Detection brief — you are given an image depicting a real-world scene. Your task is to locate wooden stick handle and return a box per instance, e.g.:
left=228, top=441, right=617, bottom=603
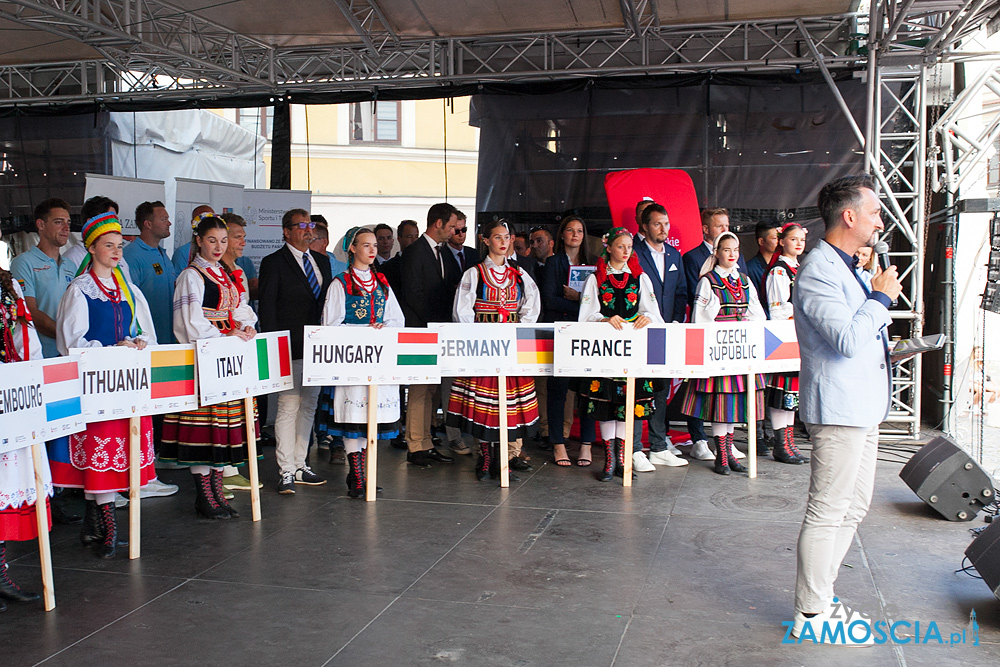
left=499, top=374, right=509, bottom=488
left=30, top=443, right=55, bottom=611
left=128, top=416, right=141, bottom=559
left=623, top=376, right=635, bottom=487
left=747, top=374, right=757, bottom=480
left=244, top=397, right=262, bottom=521
left=366, top=383, right=378, bottom=502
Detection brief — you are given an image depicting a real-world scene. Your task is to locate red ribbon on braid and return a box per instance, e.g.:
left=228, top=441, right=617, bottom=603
left=593, top=252, right=644, bottom=287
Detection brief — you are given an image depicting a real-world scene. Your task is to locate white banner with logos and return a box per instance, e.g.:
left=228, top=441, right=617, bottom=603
left=84, top=174, right=166, bottom=235
left=242, top=189, right=313, bottom=275
left=173, top=177, right=246, bottom=250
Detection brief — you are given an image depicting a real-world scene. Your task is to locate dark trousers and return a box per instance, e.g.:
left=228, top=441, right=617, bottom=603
left=546, top=376, right=598, bottom=445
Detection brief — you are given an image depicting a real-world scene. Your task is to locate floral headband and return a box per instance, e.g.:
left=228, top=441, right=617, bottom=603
left=601, top=226, right=632, bottom=249
left=191, top=211, right=215, bottom=230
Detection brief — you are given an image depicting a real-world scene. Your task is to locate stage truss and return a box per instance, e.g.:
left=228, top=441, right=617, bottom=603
left=2, top=0, right=1000, bottom=437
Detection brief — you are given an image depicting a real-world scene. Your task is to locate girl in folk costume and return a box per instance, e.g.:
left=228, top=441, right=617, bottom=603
left=55, top=213, right=157, bottom=557
left=447, top=219, right=541, bottom=482
left=762, top=222, right=809, bottom=465
left=577, top=227, right=664, bottom=482
left=681, top=231, right=766, bottom=476
left=0, top=266, right=51, bottom=608
left=319, top=227, right=402, bottom=498
left=161, top=216, right=259, bottom=520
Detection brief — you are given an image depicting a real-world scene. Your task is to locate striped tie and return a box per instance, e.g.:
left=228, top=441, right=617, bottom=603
left=302, top=252, right=321, bottom=299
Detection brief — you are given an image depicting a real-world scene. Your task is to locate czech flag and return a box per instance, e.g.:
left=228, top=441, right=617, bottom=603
left=764, top=324, right=800, bottom=360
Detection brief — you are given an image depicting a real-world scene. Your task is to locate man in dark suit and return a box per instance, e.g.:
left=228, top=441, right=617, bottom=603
left=682, top=207, right=746, bottom=305
left=399, top=203, right=461, bottom=467
left=632, top=203, right=690, bottom=470
left=380, top=219, right=419, bottom=296
left=681, top=206, right=746, bottom=461
left=511, top=231, right=541, bottom=282
left=259, top=208, right=334, bottom=494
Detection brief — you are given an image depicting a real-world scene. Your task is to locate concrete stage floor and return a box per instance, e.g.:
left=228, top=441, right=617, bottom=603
left=3, top=433, right=999, bottom=666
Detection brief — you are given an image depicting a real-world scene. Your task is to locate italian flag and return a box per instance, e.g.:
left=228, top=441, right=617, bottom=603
left=257, top=334, right=292, bottom=380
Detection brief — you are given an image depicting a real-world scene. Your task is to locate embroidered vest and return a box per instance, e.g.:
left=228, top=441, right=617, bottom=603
left=597, top=272, right=642, bottom=321
left=336, top=271, right=389, bottom=325
left=705, top=271, right=751, bottom=322
left=473, top=263, right=522, bottom=323
left=194, top=264, right=241, bottom=333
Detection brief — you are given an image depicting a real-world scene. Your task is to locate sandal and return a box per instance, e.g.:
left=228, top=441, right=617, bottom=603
left=553, top=444, right=572, bottom=467
left=576, top=443, right=593, bottom=467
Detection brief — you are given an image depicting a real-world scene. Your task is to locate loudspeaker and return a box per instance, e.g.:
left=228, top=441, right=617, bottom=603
left=965, top=520, right=1000, bottom=600
left=899, top=436, right=995, bottom=521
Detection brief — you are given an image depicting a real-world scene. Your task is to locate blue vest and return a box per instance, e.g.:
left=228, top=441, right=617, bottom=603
left=337, top=272, right=388, bottom=325
left=84, top=292, right=134, bottom=346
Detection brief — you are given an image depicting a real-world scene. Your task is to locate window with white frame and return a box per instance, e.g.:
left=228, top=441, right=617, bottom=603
left=236, top=107, right=273, bottom=138
left=350, top=101, right=401, bottom=144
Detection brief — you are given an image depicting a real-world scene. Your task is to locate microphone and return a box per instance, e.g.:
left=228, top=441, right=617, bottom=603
left=873, top=241, right=896, bottom=306
left=874, top=241, right=891, bottom=271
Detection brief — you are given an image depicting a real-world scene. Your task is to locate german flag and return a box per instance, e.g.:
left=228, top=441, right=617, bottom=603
left=150, top=348, right=196, bottom=398
left=516, top=327, right=554, bottom=364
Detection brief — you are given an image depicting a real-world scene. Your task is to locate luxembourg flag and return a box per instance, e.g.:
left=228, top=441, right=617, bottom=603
left=764, top=322, right=800, bottom=360
left=42, top=357, right=84, bottom=435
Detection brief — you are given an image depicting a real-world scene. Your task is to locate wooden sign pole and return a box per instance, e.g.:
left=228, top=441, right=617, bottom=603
left=30, top=443, right=55, bottom=611
left=498, top=374, right=509, bottom=488
left=622, top=376, right=635, bottom=487
left=747, top=374, right=757, bottom=479
left=128, top=416, right=141, bottom=559
left=365, top=383, right=378, bottom=502
left=243, top=397, right=262, bottom=521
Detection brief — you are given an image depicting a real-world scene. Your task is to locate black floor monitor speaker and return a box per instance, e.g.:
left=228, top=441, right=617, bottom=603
left=965, top=520, right=1000, bottom=600
left=899, top=436, right=995, bottom=521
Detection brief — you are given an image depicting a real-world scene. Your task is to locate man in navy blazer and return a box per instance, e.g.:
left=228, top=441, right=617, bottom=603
left=789, top=175, right=901, bottom=642
left=680, top=207, right=745, bottom=460
left=632, top=203, right=689, bottom=469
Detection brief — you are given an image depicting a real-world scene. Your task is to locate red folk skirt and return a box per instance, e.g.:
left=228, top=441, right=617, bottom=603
left=52, top=417, right=156, bottom=494
left=447, top=376, right=539, bottom=442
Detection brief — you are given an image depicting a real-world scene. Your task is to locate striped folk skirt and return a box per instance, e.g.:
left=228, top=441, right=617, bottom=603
left=680, top=375, right=766, bottom=424
left=765, top=372, right=800, bottom=411
left=576, top=377, right=658, bottom=423
left=447, top=376, right=539, bottom=442
left=51, top=417, right=157, bottom=494
left=160, top=399, right=261, bottom=467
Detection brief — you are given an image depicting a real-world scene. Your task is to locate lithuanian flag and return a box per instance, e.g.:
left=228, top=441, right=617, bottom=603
left=150, top=348, right=196, bottom=398
left=516, top=327, right=554, bottom=364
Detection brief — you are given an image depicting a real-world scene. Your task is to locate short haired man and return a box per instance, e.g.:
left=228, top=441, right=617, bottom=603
left=513, top=232, right=530, bottom=258
left=790, top=174, right=901, bottom=643
left=63, top=196, right=133, bottom=283
left=680, top=207, right=746, bottom=461
left=397, top=220, right=420, bottom=251
left=374, top=223, right=395, bottom=268
left=11, top=199, right=76, bottom=358
left=528, top=227, right=555, bottom=264
left=171, top=204, right=215, bottom=274
left=632, top=203, right=689, bottom=470
left=258, top=208, right=334, bottom=493
left=398, top=202, right=461, bottom=467
left=123, top=201, right=176, bottom=344
left=746, top=220, right=781, bottom=300
left=635, top=198, right=655, bottom=239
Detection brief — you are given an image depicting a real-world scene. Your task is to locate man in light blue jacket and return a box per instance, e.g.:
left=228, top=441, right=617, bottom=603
left=790, top=175, right=902, bottom=642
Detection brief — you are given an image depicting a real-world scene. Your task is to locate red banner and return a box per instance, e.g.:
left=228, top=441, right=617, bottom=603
left=603, top=168, right=702, bottom=255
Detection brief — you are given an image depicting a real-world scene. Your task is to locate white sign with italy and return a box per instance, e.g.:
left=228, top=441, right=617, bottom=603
left=196, top=331, right=295, bottom=405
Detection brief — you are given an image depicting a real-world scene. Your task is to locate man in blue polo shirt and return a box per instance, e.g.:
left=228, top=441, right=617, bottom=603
left=124, top=201, right=176, bottom=344
left=11, top=198, right=76, bottom=358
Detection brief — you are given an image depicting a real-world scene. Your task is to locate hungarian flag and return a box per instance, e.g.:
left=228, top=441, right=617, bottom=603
left=42, top=358, right=82, bottom=423
left=516, top=327, right=554, bottom=364
left=397, top=331, right=437, bottom=366
left=256, top=334, right=292, bottom=380
left=150, top=348, right=196, bottom=398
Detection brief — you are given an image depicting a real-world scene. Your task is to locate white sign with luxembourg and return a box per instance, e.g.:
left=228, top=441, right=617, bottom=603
left=0, top=359, right=46, bottom=454
left=433, top=323, right=555, bottom=376
left=196, top=331, right=295, bottom=405
left=302, top=327, right=440, bottom=385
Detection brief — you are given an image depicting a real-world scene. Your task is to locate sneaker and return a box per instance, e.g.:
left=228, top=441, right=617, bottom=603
left=731, top=442, right=747, bottom=459
left=294, top=466, right=327, bottom=485
left=690, top=440, right=715, bottom=461
left=791, top=598, right=874, bottom=646
left=154, top=458, right=185, bottom=470
left=632, top=451, right=656, bottom=472
left=277, top=471, right=296, bottom=494
left=648, top=449, right=689, bottom=467
left=223, top=474, right=262, bottom=491
left=114, top=493, right=129, bottom=508
left=449, top=439, right=472, bottom=455
left=666, top=441, right=683, bottom=456
left=139, top=479, right=179, bottom=498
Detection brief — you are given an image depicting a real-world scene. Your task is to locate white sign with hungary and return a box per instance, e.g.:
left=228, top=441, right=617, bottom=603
left=302, top=326, right=440, bottom=385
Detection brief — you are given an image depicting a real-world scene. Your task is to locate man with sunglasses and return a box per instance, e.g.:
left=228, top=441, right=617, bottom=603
left=259, top=208, right=334, bottom=494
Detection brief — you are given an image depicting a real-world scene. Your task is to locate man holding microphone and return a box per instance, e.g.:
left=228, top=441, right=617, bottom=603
left=790, top=175, right=902, bottom=643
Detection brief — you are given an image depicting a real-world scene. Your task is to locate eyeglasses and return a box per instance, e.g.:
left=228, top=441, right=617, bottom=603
left=528, top=225, right=549, bottom=233
left=287, top=222, right=316, bottom=229
left=454, top=227, right=468, bottom=233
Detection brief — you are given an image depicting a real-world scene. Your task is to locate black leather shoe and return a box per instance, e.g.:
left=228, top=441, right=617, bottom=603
left=407, top=451, right=433, bottom=467
left=52, top=496, right=82, bottom=525
left=424, top=448, right=454, bottom=463
left=390, top=438, right=408, bottom=450
left=509, top=457, right=532, bottom=472
left=431, top=435, right=444, bottom=448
